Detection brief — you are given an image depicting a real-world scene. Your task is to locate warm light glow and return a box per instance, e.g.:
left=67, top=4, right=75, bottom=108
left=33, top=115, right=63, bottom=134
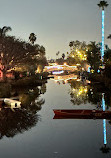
left=77, top=87, right=88, bottom=96
left=52, top=70, right=64, bottom=75
left=84, top=88, right=88, bottom=93
left=91, top=69, right=94, bottom=73
left=64, top=80, right=67, bottom=83
left=64, top=62, right=67, bottom=65
left=72, top=88, right=76, bottom=92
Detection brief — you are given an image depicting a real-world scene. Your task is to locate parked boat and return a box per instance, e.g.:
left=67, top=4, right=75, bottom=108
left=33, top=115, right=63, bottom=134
left=4, top=98, right=21, bottom=109
left=53, top=109, right=111, bottom=119
left=0, top=98, right=21, bottom=110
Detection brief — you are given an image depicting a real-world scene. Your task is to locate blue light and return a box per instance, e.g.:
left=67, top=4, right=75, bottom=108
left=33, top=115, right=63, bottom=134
left=101, top=10, right=105, bottom=62
left=103, top=119, right=107, bottom=145
left=102, top=93, right=107, bottom=145
left=102, top=93, right=105, bottom=111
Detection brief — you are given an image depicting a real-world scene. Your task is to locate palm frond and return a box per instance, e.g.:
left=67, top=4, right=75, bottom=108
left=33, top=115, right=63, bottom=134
left=107, top=34, right=111, bottom=39
left=97, top=1, right=109, bottom=10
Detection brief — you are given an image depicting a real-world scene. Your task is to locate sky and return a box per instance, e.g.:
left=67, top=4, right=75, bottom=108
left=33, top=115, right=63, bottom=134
left=0, top=0, right=111, bottom=59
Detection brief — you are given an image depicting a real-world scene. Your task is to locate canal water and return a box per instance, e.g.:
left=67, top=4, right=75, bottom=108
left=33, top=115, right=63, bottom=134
left=0, top=78, right=111, bottom=158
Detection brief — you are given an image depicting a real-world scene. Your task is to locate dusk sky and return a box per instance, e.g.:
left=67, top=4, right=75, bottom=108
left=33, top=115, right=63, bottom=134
left=1, top=0, right=111, bottom=58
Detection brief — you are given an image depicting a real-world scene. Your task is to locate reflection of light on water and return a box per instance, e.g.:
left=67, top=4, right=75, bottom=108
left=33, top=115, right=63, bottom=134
left=51, top=74, right=78, bottom=82
left=77, top=79, right=81, bottom=81
left=71, top=86, right=88, bottom=99
left=102, top=93, right=107, bottom=145
left=103, top=119, right=107, bottom=145
left=52, top=70, right=64, bottom=75
left=77, top=87, right=88, bottom=96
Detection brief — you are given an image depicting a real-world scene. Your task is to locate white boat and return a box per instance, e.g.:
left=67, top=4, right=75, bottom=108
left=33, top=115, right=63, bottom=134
left=4, top=98, right=21, bottom=109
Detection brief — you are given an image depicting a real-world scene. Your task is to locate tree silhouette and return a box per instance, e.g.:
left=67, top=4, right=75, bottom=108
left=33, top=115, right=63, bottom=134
left=62, top=53, right=65, bottom=60
left=97, top=1, right=109, bottom=10
left=29, top=33, right=36, bottom=45
left=0, top=35, right=46, bottom=79
left=0, top=26, right=12, bottom=37
left=87, top=41, right=101, bottom=72
left=0, top=109, right=39, bottom=139
left=0, top=85, right=46, bottom=139
left=100, top=144, right=110, bottom=153
left=107, top=34, right=111, bottom=39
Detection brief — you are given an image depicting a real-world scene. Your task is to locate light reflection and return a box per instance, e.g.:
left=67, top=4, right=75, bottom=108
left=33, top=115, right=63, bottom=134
left=51, top=74, right=78, bottom=82
left=100, top=93, right=110, bottom=153
left=103, top=119, right=107, bottom=145
left=102, top=93, right=106, bottom=145
left=69, top=80, right=89, bottom=105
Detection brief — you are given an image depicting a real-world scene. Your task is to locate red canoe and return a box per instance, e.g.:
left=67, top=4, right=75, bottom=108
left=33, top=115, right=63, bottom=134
left=53, top=109, right=111, bottom=119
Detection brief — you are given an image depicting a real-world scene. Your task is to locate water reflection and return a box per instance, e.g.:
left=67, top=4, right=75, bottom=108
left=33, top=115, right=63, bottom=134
left=69, top=80, right=88, bottom=105
left=52, top=73, right=111, bottom=109
left=100, top=94, right=110, bottom=153
left=51, top=73, right=78, bottom=82
left=0, top=108, right=38, bottom=139
left=52, top=73, right=111, bottom=154
left=0, top=83, right=47, bottom=139
left=69, top=79, right=111, bottom=110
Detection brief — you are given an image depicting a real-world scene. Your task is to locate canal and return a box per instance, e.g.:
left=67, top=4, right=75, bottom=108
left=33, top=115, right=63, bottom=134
left=0, top=77, right=111, bottom=158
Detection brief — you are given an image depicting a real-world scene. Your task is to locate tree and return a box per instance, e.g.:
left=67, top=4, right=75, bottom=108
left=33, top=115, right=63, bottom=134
left=87, top=41, right=101, bottom=72
left=62, top=53, right=65, bottom=59
left=69, top=41, right=73, bottom=48
left=56, top=51, right=60, bottom=59
left=29, top=33, right=36, bottom=45
left=97, top=1, right=109, bottom=62
left=69, top=80, right=88, bottom=105
left=104, top=49, right=111, bottom=63
left=107, top=34, right=111, bottom=39
left=39, top=45, right=45, bottom=57
left=68, top=40, right=87, bottom=65
left=0, top=26, right=12, bottom=37
left=100, top=144, right=110, bottom=153
left=104, top=49, right=111, bottom=78
left=98, top=1, right=109, bottom=10
left=0, top=35, right=46, bottom=79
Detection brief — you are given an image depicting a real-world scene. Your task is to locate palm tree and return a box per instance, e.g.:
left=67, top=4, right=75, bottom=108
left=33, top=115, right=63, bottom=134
left=87, top=41, right=101, bottom=72
left=97, top=1, right=109, bottom=62
left=56, top=51, right=60, bottom=59
left=107, top=34, right=111, bottom=39
left=29, top=33, right=36, bottom=45
left=69, top=41, right=73, bottom=47
left=100, top=144, right=110, bottom=153
left=62, top=53, right=65, bottom=60
left=0, top=26, right=12, bottom=37
left=98, top=1, right=108, bottom=10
